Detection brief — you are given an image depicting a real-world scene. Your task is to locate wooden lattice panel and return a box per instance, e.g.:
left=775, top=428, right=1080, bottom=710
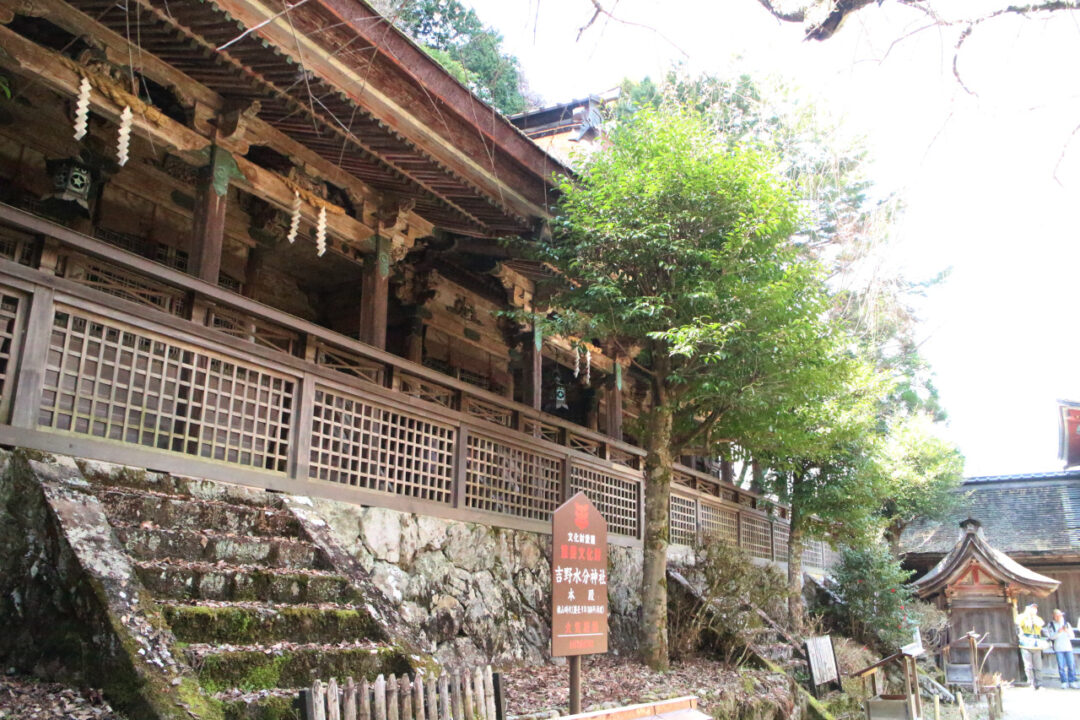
left=462, top=396, right=513, bottom=427
left=40, top=309, right=294, bottom=472
left=0, top=290, right=22, bottom=420
left=772, top=522, right=789, bottom=560
left=567, top=432, right=601, bottom=457
left=309, top=387, right=455, bottom=503
left=570, top=463, right=640, bottom=538
left=64, top=255, right=187, bottom=317
left=397, top=372, right=456, bottom=409
left=804, top=540, right=825, bottom=568
left=669, top=493, right=697, bottom=546
left=699, top=502, right=738, bottom=545
left=206, top=306, right=300, bottom=356
left=607, top=446, right=639, bottom=469
left=464, top=433, right=561, bottom=520
left=740, top=513, right=772, bottom=560
left=521, top=417, right=560, bottom=443
left=313, top=342, right=384, bottom=385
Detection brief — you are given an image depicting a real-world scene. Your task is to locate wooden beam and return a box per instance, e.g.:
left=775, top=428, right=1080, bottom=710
left=605, top=364, right=623, bottom=442
left=524, top=325, right=543, bottom=411
left=207, top=0, right=552, bottom=224
left=359, top=234, right=390, bottom=349
left=190, top=146, right=231, bottom=284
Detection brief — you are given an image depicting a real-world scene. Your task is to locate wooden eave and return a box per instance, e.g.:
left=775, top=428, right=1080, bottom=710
left=45, top=0, right=557, bottom=237
left=912, top=525, right=1060, bottom=600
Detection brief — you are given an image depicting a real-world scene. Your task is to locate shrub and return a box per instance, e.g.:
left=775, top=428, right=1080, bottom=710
left=828, top=545, right=946, bottom=653
left=669, top=541, right=790, bottom=663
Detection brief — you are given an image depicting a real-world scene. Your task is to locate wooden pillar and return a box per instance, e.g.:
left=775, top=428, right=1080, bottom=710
left=605, top=363, right=623, bottom=441
left=523, top=324, right=542, bottom=410
left=360, top=234, right=390, bottom=350
left=190, top=146, right=235, bottom=285
left=405, top=313, right=424, bottom=364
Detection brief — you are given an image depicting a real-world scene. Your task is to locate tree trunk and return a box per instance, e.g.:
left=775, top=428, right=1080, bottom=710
left=787, top=500, right=805, bottom=633
left=640, top=404, right=673, bottom=671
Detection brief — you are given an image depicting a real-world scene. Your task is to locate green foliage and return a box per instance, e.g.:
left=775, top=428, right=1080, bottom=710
left=828, top=546, right=947, bottom=653
left=538, top=104, right=848, bottom=455
left=0, top=75, right=10, bottom=100
left=877, top=413, right=965, bottom=545
left=388, top=0, right=526, bottom=114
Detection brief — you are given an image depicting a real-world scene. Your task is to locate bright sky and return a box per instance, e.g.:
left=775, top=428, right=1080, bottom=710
left=468, top=0, right=1080, bottom=477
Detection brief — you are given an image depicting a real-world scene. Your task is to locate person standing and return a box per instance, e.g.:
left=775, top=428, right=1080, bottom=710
left=1047, top=609, right=1078, bottom=689
left=1017, top=603, right=1047, bottom=689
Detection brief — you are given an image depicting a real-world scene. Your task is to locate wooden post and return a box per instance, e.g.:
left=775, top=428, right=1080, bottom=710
left=10, top=286, right=54, bottom=428
left=387, top=674, right=398, bottom=720
left=328, top=678, right=341, bottom=720
left=344, top=678, right=357, bottom=720
left=374, top=675, right=387, bottom=720
left=405, top=313, right=425, bottom=364
left=426, top=675, right=438, bottom=720
left=472, top=667, right=486, bottom=720
left=463, top=670, right=474, bottom=720
left=605, top=364, right=623, bottom=441
left=523, top=324, right=542, bottom=410
left=360, top=233, right=390, bottom=349
left=401, top=676, right=412, bottom=720
left=438, top=674, right=450, bottom=720
left=313, top=680, right=328, bottom=720
left=933, top=695, right=940, bottom=720
left=483, top=667, right=496, bottom=720
left=414, top=674, right=426, bottom=720
left=569, top=656, right=582, bottom=715
left=360, top=678, right=371, bottom=720
left=190, top=145, right=232, bottom=285
left=491, top=672, right=506, bottom=720
left=452, top=671, right=464, bottom=720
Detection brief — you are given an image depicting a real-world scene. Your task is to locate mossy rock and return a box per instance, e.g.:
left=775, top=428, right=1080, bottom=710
left=137, top=565, right=363, bottom=604
left=222, top=694, right=301, bottom=720
left=165, top=605, right=380, bottom=645
left=196, top=645, right=411, bottom=693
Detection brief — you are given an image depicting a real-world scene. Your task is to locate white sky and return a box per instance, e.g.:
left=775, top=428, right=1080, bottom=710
left=467, top=0, right=1080, bottom=477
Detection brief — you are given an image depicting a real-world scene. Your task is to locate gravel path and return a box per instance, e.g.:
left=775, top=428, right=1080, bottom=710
left=1002, top=685, right=1080, bottom=719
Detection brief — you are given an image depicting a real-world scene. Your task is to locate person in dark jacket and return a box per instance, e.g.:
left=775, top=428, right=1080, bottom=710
left=1047, top=609, right=1078, bottom=689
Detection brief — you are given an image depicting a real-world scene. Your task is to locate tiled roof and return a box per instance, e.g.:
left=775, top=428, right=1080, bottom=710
left=900, top=476, right=1080, bottom=557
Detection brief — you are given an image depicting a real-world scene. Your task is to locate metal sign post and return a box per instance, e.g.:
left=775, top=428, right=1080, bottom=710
left=551, top=491, right=609, bottom=715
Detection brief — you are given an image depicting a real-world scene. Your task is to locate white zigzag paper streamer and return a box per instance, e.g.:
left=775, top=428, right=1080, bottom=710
left=73, top=77, right=91, bottom=141
left=315, top=205, right=327, bottom=256
left=116, top=106, right=133, bottom=166
left=584, top=348, right=591, bottom=386
left=287, top=192, right=301, bottom=244
left=573, top=347, right=580, bottom=378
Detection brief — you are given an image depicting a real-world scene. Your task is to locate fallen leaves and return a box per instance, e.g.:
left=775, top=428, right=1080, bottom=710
left=0, top=675, right=127, bottom=719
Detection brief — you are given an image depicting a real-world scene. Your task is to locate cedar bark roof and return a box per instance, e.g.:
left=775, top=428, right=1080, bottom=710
left=900, top=473, right=1080, bottom=558
left=911, top=519, right=1060, bottom=599
left=60, top=0, right=563, bottom=237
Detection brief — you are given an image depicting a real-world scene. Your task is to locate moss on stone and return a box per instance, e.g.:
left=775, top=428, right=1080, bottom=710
left=165, top=605, right=379, bottom=645
left=197, top=646, right=410, bottom=692
left=221, top=694, right=300, bottom=720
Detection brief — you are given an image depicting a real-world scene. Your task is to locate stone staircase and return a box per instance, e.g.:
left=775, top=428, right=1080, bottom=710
left=85, top=471, right=413, bottom=720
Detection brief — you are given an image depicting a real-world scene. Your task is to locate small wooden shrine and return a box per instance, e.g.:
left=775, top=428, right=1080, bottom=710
left=912, top=519, right=1059, bottom=681
left=851, top=650, right=924, bottom=720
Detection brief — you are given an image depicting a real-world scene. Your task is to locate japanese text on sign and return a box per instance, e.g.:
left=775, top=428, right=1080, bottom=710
left=551, top=492, right=609, bottom=657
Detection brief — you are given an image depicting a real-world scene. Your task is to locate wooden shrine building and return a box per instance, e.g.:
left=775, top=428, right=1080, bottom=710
left=0, top=0, right=829, bottom=569
left=910, top=519, right=1059, bottom=681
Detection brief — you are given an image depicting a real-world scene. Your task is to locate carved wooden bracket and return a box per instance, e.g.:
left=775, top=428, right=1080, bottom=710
left=378, top=197, right=428, bottom=263
left=491, top=262, right=535, bottom=312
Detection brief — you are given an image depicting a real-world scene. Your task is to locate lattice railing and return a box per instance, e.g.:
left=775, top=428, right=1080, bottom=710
left=309, top=386, right=456, bottom=504
left=772, top=522, right=789, bottom=561
left=206, top=305, right=301, bottom=356
left=63, top=254, right=187, bottom=317
left=740, top=513, right=773, bottom=560
left=465, top=433, right=562, bottom=521
left=0, top=289, right=22, bottom=421
left=669, top=493, right=697, bottom=546
left=567, top=431, right=601, bottom=457
left=461, top=395, right=513, bottom=428
left=397, top=371, right=456, bottom=409
left=312, top=341, right=384, bottom=385
left=40, top=308, right=294, bottom=472
left=520, top=416, right=561, bottom=444
left=699, top=501, right=738, bottom=545
left=804, top=539, right=825, bottom=569
left=570, top=462, right=640, bottom=538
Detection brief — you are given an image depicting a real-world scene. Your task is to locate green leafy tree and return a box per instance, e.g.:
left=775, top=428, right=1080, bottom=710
left=535, top=104, right=851, bottom=669
left=385, top=0, right=527, bottom=115
left=877, top=413, right=965, bottom=551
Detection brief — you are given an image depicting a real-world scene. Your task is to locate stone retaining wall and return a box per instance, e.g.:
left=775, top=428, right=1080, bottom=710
left=299, top=497, right=644, bottom=667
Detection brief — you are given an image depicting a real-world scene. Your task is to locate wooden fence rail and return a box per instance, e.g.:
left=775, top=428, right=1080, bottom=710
left=301, top=666, right=505, bottom=720
left=0, top=203, right=837, bottom=570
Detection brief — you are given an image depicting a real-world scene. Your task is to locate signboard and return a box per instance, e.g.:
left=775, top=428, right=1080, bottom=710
left=805, top=635, right=840, bottom=696
left=551, top=491, right=608, bottom=657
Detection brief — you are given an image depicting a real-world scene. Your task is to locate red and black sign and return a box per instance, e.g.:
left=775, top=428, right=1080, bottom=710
left=551, top=491, right=608, bottom=657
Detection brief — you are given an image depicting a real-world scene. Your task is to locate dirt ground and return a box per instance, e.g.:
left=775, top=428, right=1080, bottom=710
left=999, top=685, right=1080, bottom=720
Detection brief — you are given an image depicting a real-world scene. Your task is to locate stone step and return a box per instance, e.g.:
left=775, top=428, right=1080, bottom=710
left=135, top=560, right=362, bottom=604
left=97, top=488, right=304, bottom=539
left=216, top=688, right=302, bottom=720
left=78, top=463, right=288, bottom=511
left=114, top=523, right=329, bottom=570
left=163, top=601, right=382, bottom=645
left=187, top=641, right=410, bottom=694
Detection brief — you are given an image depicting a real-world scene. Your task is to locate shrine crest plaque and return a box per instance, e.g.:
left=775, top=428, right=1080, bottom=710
left=551, top=491, right=609, bottom=657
